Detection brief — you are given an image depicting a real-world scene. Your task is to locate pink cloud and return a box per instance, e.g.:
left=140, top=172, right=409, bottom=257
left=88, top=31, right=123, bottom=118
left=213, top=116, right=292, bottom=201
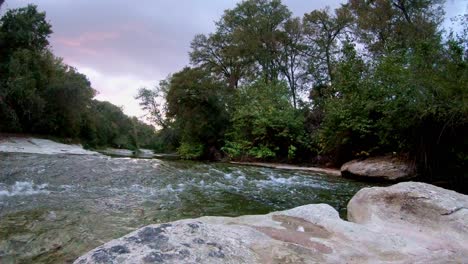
left=55, top=31, right=120, bottom=48
left=53, top=31, right=121, bottom=56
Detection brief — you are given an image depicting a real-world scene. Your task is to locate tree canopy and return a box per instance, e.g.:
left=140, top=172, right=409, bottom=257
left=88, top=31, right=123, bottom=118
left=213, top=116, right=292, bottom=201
left=138, top=0, right=467, bottom=192
left=0, top=4, right=157, bottom=150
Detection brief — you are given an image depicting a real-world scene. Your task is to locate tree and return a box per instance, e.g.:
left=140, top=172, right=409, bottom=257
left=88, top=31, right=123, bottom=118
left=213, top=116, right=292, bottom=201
left=278, top=17, right=308, bottom=108
left=165, top=67, right=231, bottom=159
left=0, top=5, right=53, bottom=132
left=223, top=80, right=307, bottom=160
left=190, top=33, right=247, bottom=88
left=41, top=62, right=96, bottom=137
left=303, top=6, right=353, bottom=87
left=1, top=50, right=49, bottom=132
left=136, top=80, right=170, bottom=129
left=0, top=4, right=158, bottom=152
left=218, top=0, right=292, bottom=83
left=349, top=0, right=445, bottom=56
left=0, top=4, right=52, bottom=56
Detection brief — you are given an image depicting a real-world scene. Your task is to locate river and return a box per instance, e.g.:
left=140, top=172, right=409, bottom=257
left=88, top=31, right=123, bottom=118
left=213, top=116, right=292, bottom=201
left=0, top=152, right=374, bottom=263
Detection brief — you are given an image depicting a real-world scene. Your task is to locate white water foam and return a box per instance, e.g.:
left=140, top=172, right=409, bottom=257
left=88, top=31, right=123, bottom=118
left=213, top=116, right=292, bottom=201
left=0, top=181, right=50, bottom=197
left=164, top=184, right=185, bottom=193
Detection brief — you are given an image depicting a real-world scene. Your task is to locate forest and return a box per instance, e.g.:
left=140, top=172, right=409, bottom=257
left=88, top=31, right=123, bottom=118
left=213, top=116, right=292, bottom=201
left=0, top=4, right=157, bottom=150
left=0, top=1, right=467, bottom=190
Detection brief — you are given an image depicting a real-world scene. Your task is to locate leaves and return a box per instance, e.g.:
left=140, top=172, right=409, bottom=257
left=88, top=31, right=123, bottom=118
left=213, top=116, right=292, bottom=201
left=0, top=5, right=157, bottom=150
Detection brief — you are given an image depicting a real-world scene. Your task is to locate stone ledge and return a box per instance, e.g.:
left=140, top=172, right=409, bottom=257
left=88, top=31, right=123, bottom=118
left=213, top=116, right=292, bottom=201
left=75, top=182, right=468, bottom=264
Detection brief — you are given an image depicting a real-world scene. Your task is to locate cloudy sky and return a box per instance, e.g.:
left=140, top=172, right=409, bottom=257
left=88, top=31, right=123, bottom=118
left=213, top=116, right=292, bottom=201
left=1, top=0, right=467, bottom=119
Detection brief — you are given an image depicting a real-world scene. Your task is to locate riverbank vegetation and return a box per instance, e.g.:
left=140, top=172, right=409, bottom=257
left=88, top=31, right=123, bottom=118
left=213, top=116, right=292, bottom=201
left=0, top=5, right=157, bottom=150
left=0, top=1, right=466, bottom=192
left=136, top=0, right=467, bottom=191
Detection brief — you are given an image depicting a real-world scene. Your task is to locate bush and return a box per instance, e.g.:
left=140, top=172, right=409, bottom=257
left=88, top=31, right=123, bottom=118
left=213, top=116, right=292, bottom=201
left=178, top=141, right=204, bottom=160
left=224, top=80, right=308, bottom=161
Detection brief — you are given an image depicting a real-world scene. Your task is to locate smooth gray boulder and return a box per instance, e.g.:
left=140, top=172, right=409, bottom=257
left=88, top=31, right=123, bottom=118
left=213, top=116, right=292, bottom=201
left=75, top=182, right=468, bottom=264
left=348, top=182, right=468, bottom=247
left=341, top=156, right=416, bottom=181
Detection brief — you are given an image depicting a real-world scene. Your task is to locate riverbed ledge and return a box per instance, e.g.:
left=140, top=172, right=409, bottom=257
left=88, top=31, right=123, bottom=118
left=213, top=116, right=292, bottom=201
left=230, top=161, right=341, bottom=176
left=0, top=136, right=99, bottom=155
left=75, top=182, right=468, bottom=263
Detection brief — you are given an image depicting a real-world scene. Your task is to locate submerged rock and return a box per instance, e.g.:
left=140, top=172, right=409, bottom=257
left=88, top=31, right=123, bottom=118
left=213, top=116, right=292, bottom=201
left=99, top=148, right=135, bottom=157
left=341, top=156, right=416, bottom=181
left=99, top=148, right=178, bottom=159
left=75, top=182, right=467, bottom=263
left=137, top=149, right=155, bottom=159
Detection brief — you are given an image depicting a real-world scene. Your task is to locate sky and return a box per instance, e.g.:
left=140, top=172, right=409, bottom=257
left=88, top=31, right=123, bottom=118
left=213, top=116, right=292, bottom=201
left=1, top=0, right=467, bottom=119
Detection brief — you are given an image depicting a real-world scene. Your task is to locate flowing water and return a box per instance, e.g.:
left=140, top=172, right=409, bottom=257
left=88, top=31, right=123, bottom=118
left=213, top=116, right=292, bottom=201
left=0, top=152, right=375, bottom=263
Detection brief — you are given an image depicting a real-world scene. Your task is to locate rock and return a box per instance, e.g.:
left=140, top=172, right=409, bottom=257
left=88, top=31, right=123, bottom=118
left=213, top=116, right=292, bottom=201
left=75, top=182, right=468, bottom=264
left=348, top=182, right=468, bottom=246
left=341, top=156, right=416, bottom=181
left=137, top=149, right=155, bottom=159
left=99, top=148, right=135, bottom=157
left=0, top=137, right=99, bottom=155
left=230, top=162, right=341, bottom=176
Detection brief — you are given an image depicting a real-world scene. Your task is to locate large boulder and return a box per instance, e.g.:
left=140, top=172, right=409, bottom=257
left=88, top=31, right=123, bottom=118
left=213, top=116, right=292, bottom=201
left=75, top=182, right=467, bottom=264
left=348, top=182, right=468, bottom=246
left=341, top=156, right=416, bottom=181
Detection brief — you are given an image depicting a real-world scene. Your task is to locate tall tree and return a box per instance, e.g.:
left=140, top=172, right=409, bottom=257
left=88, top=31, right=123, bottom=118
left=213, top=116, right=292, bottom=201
left=165, top=67, right=231, bottom=158
left=0, top=5, right=53, bottom=132
left=219, top=0, right=291, bottom=83
left=136, top=79, right=170, bottom=129
left=190, top=33, right=247, bottom=88
left=0, top=4, right=52, bottom=56
left=349, top=0, right=445, bottom=56
left=278, top=17, right=308, bottom=108
left=303, top=6, right=353, bottom=87
left=41, top=62, right=96, bottom=137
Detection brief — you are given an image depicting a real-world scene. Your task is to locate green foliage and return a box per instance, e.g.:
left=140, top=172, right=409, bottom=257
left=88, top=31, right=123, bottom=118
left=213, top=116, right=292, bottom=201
left=248, top=145, right=276, bottom=159
left=0, top=5, right=157, bottom=151
left=191, top=0, right=293, bottom=86
left=178, top=141, right=204, bottom=160
left=150, top=127, right=180, bottom=153
left=349, top=0, right=444, bottom=56
left=221, top=140, right=250, bottom=159
left=165, top=67, right=231, bottom=158
left=80, top=101, right=158, bottom=150
left=303, top=6, right=353, bottom=86
left=136, top=0, right=468, bottom=190
left=0, top=4, right=52, bottom=55
left=288, top=145, right=297, bottom=160
left=317, top=34, right=468, bottom=183
left=221, top=0, right=292, bottom=83
left=225, top=81, right=308, bottom=160
left=136, top=82, right=169, bottom=129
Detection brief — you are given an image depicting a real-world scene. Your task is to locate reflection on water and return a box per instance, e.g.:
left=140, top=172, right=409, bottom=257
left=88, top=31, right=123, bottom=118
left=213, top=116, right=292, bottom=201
left=0, top=153, right=374, bottom=263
